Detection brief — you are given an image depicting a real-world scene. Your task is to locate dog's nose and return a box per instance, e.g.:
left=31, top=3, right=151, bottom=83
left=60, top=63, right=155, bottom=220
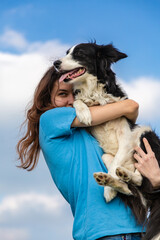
left=54, top=60, right=62, bottom=71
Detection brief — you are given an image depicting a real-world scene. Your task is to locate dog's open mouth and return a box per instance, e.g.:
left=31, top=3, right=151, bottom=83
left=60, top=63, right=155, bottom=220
left=59, top=67, right=86, bottom=82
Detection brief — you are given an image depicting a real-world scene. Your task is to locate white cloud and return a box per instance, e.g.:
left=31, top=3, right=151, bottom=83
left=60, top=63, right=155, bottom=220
left=0, top=192, right=65, bottom=222
left=0, top=51, right=49, bottom=113
left=27, top=40, right=70, bottom=59
left=0, top=192, right=73, bottom=240
left=120, top=77, right=160, bottom=121
left=0, top=29, right=69, bottom=58
left=0, top=29, right=28, bottom=50
left=0, top=228, right=29, bottom=240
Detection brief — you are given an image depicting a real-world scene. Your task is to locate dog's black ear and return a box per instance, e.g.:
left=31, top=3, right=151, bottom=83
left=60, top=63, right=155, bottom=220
left=98, top=44, right=127, bottom=63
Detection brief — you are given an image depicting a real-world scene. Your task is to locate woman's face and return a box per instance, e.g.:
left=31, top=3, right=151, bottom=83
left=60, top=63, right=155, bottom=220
left=51, top=81, right=74, bottom=107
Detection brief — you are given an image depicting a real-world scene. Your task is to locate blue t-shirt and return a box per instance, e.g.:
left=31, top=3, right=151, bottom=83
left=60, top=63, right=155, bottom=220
left=39, top=107, right=143, bottom=240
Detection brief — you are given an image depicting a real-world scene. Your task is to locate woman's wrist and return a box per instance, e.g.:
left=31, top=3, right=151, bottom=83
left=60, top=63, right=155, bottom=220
left=150, top=171, right=160, bottom=189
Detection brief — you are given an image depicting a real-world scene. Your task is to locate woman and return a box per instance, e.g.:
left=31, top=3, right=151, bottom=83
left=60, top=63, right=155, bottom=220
left=17, top=65, right=160, bottom=240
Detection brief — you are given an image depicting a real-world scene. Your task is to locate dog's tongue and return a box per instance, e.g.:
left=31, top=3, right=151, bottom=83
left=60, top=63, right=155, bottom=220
left=59, top=70, right=75, bottom=82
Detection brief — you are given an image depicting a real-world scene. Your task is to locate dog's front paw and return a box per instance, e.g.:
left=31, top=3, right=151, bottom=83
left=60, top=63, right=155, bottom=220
left=73, top=100, right=92, bottom=125
left=104, top=186, right=117, bottom=202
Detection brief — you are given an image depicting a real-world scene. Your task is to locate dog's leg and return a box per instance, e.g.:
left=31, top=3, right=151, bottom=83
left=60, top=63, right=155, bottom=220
left=73, top=100, right=92, bottom=125
left=108, top=145, right=133, bottom=182
left=101, top=154, right=117, bottom=201
left=94, top=172, right=132, bottom=202
left=104, top=186, right=117, bottom=203
left=106, top=130, right=136, bottom=197
left=108, top=120, right=134, bottom=178
left=102, top=153, right=114, bottom=169
left=116, top=167, right=143, bottom=186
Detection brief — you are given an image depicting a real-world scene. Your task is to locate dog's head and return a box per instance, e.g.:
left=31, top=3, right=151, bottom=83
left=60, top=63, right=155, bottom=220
left=54, top=43, right=127, bottom=84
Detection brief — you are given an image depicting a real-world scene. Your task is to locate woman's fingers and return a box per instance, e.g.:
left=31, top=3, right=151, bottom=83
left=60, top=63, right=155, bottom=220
left=134, top=145, right=146, bottom=159
left=134, top=153, right=142, bottom=163
left=134, top=138, right=154, bottom=160
left=143, top=138, right=152, bottom=154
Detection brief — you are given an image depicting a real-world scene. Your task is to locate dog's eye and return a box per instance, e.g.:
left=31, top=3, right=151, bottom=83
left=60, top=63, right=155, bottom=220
left=74, top=50, right=84, bottom=57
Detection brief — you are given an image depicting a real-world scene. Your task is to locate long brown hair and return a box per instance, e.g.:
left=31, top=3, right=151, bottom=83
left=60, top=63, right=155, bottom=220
left=17, top=66, right=60, bottom=171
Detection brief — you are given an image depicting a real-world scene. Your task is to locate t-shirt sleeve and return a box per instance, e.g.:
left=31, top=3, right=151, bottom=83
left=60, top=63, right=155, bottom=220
left=39, top=107, right=77, bottom=139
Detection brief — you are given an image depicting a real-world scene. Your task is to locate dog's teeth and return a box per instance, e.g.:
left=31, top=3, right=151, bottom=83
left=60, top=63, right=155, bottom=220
left=65, top=68, right=84, bottom=80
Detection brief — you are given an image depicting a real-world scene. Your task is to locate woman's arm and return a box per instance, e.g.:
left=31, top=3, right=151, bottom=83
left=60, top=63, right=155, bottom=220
left=134, top=138, right=160, bottom=189
left=71, top=99, right=139, bottom=127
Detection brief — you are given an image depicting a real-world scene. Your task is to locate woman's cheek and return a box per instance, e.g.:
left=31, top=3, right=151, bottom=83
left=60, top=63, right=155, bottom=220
left=55, top=98, right=67, bottom=107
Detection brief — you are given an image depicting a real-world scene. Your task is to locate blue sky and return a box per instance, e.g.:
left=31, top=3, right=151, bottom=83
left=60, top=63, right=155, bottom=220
left=0, top=1, right=160, bottom=240
left=1, top=0, right=160, bottom=80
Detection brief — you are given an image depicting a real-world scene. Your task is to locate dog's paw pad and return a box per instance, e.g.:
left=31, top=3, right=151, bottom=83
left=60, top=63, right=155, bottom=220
left=116, top=167, right=130, bottom=182
left=93, top=172, right=110, bottom=186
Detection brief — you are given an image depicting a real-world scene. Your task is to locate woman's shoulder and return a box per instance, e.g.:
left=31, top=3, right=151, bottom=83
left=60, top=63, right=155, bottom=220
left=39, top=107, right=77, bottom=139
left=40, top=107, right=76, bottom=123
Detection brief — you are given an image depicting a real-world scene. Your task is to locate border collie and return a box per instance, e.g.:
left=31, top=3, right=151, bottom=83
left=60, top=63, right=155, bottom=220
left=54, top=43, right=160, bottom=240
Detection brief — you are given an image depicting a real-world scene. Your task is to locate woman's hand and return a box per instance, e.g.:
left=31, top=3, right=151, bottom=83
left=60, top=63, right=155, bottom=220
left=124, top=99, right=139, bottom=123
left=134, top=138, right=160, bottom=189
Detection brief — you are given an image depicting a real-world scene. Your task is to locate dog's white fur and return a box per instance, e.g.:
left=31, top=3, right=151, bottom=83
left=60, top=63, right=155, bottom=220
left=59, top=48, right=151, bottom=202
